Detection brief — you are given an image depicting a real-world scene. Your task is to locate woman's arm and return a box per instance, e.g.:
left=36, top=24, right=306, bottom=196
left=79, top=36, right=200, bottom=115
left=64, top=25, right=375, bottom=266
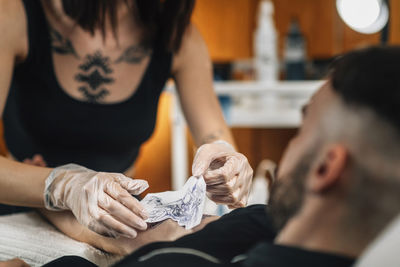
left=171, top=24, right=253, bottom=208
left=171, top=24, right=235, bottom=147
left=0, top=158, right=52, bottom=207
left=0, top=0, right=53, bottom=208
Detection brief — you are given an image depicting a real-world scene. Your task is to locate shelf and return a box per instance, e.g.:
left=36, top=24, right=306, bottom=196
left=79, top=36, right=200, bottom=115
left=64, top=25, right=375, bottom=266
left=213, top=80, right=324, bottom=95
left=213, top=80, right=323, bottom=128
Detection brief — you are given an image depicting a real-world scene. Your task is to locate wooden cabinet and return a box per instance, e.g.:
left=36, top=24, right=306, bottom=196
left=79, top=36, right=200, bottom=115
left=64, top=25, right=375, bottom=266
left=389, top=0, right=400, bottom=44
left=271, top=0, right=343, bottom=59
left=192, top=0, right=258, bottom=62
left=192, top=0, right=393, bottom=61
left=271, top=0, right=381, bottom=58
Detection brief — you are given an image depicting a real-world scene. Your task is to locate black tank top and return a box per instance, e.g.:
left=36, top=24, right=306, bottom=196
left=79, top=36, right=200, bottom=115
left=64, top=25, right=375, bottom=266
left=3, top=0, right=172, bottom=172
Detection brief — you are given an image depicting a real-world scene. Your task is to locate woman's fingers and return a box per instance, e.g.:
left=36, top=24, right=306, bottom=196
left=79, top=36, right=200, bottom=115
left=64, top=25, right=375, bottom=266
left=207, top=184, right=242, bottom=206
left=206, top=174, right=240, bottom=194
left=204, top=154, right=253, bottom=207
left=32, top=154, right=46, bottom=167
left=235, top=171, right=252, bottom=206
left=23, top=154, right=47, bottom=167
left=105, top=179, right=148, bottom=219
left=192, top=144, right=232, bottom=177
left=204, top=156, right=238, bottom=185
left=207, top=192, right=235, bottom=204
left=100, top=186, right=148, bottom=231
left=95, top=208, right=139, bottom=238
left=191, top=141, right=254, bottom=207
left=115, top=175, right=149, bottom=196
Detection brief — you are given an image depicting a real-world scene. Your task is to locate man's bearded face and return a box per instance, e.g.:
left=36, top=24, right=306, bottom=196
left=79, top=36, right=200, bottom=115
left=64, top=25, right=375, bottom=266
left=267, top=154, right=314, bottom=232
left=267, top=84, right=337, bottom=231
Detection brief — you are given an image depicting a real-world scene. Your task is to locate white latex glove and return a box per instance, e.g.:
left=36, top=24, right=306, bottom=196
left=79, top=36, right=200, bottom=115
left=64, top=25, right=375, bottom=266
left=44, top=164, right=149, bottom=238
left=192, top=141, right=253, bottom=208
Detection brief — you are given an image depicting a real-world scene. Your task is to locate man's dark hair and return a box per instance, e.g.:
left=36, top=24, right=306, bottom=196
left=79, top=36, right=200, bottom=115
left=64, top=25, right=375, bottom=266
left=330, top=46, right=400, bottom=133
left=61, top=0, right=195, bottom=52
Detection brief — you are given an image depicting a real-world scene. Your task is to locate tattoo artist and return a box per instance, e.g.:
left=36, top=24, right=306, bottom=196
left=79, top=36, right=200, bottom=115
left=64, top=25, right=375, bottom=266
left=0, top=0, right=253, bottom=240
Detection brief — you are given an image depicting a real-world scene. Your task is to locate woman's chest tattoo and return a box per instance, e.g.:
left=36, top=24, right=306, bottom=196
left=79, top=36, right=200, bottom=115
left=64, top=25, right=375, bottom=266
left=75, top=51, right=114, bottom=103
left=50, top=27, right=151, bottom=103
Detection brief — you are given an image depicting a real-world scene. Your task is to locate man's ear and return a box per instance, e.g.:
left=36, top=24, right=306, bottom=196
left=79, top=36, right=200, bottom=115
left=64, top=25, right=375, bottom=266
left=308, top=145, right=348, bottom=193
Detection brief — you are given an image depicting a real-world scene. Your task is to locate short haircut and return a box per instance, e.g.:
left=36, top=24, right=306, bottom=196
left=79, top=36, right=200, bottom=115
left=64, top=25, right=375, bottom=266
left=330, top=46, right=400, bottom=135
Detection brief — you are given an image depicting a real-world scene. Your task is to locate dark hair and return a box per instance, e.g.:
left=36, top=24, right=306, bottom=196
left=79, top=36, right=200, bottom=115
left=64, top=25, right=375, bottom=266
left=330, top=46, right=400, bottom=133
left=61, top=0, right=195, bottom=52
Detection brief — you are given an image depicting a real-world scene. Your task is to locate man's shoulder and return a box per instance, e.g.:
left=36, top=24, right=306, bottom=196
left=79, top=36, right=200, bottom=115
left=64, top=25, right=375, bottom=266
left=222, top=204, right=267, bottom=218
left=217, top=204, right=272, bottom=231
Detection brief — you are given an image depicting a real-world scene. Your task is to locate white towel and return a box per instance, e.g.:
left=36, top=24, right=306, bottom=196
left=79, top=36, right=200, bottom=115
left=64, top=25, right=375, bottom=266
left=0, top=212, right=120, bottom=267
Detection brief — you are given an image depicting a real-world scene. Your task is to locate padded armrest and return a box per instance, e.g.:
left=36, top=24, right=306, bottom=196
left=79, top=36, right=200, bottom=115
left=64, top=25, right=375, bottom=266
left=0, top=212, right=120, bottom=267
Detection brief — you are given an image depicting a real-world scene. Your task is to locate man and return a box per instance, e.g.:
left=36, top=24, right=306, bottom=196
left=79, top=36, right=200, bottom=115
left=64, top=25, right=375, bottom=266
left=44, top=46, right=400, bottom=267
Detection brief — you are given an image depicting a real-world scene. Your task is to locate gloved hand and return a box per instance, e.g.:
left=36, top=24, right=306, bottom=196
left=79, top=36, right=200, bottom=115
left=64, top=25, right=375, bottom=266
left=44, top=164, right=149, bottom=238
left=192, top=141, right=253, bottom=208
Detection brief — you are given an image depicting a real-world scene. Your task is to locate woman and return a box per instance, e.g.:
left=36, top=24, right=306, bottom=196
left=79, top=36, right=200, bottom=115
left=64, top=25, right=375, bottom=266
left=0, top=0, right=253, bottom=240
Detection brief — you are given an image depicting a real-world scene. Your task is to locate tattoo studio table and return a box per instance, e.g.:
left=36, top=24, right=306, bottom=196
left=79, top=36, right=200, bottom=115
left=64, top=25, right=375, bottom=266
left=168, top=80, right=322, bottom=191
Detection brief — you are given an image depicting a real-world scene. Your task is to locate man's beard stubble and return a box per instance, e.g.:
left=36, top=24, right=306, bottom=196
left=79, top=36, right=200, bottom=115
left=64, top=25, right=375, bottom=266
left=267, top=155, right=314, bottom=232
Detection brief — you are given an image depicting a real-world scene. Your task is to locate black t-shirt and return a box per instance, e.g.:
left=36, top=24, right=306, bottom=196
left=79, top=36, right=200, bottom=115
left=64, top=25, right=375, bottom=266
left=115, top=205, right=354, bottom=267
left=243, top=242, right=354, bottom=267
left=117, top=204, right=275, bottom=266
